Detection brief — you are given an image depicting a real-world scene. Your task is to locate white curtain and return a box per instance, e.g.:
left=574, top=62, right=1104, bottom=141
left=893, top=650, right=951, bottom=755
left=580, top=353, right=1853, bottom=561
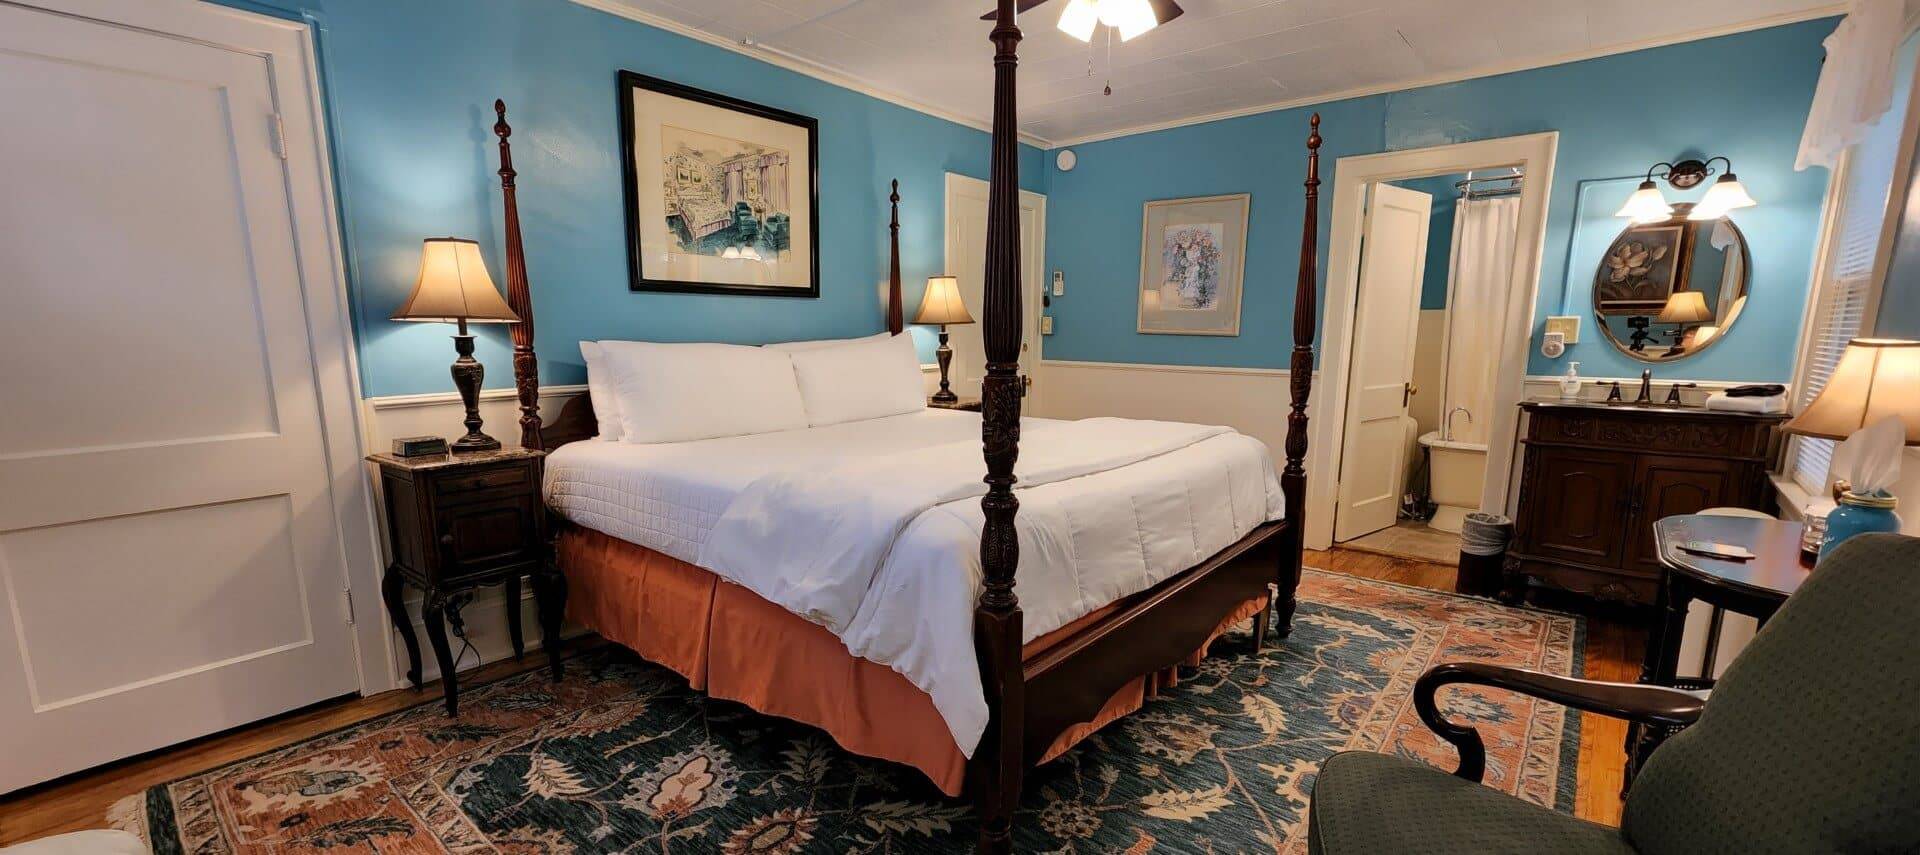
left=1797, top=0, right=1907, bottom=170
left=1439, top=195, right=1520, bottom=446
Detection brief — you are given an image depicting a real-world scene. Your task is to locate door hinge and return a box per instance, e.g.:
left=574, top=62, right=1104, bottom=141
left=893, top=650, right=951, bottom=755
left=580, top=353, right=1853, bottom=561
left=341, top=587, right=356, bottom=625
left=271, top=113, right=289, bottom=160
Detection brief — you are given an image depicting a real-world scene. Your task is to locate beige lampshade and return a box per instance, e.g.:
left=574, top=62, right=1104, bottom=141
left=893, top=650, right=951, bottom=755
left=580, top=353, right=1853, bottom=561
left=1655, top=290, right=1711, bottom=324
left=1782, top=339, right=1920, bottom=444
left=912, top=274, right=975, bottom=326
left=391, top=238, right=520, bottom=324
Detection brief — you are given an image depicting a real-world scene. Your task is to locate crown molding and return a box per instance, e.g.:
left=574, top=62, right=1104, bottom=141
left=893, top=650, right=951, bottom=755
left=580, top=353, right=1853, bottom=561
left=567, top=0, right=1053, bottom=148
left=1046, top=4, right=1846, bottom=149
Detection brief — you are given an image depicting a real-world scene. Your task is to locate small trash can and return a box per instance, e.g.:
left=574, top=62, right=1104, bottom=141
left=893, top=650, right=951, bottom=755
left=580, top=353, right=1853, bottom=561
left=1456, top=512, right=1513, bottom=598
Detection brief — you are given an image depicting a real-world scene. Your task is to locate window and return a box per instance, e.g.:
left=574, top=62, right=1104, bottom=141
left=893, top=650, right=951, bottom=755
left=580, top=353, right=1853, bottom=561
left=1788, top=46, right=1920, bottom=495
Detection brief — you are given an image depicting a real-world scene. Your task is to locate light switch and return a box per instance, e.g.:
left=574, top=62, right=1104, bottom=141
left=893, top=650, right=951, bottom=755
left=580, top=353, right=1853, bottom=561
left=1051, top=270, right=1064, bottom=296
left=1041, top=315, right=1054, bottom=335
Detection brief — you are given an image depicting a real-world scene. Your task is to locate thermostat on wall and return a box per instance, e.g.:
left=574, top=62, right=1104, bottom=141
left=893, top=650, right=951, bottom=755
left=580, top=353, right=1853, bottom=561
left=1545, top=315, right=1581, bottom=344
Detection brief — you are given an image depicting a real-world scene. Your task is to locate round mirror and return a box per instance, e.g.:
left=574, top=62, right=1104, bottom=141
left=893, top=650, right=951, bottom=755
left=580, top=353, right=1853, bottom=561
left=1592, top=203, right=1750, bottom=362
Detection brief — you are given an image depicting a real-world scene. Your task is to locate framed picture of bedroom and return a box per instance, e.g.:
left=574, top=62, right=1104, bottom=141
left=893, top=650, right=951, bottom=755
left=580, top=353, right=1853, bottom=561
left=1137, top=193, right=1250, bottom=335
left=617, top=70, right=820, bottom=297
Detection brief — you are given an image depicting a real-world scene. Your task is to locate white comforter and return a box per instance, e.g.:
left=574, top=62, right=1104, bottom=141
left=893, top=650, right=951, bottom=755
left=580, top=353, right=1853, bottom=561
left=546, top=411, right=1282, bottom=755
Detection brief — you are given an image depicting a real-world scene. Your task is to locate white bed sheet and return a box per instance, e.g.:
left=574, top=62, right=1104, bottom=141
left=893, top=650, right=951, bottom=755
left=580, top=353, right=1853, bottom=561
left=545, top=408, right=1283, bottom=755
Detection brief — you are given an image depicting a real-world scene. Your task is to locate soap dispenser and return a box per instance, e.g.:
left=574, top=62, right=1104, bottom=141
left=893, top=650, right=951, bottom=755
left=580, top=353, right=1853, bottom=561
left=1558, top=362, right=1583, bottom=400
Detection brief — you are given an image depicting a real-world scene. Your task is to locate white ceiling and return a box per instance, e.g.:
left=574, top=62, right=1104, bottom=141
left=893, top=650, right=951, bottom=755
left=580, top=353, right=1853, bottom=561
left=589, top=0, right=1840, bottom=145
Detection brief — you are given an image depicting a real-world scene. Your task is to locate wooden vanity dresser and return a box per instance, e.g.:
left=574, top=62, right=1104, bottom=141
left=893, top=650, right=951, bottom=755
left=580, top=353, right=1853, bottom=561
left=1503, top=400, right=1787, bottom=606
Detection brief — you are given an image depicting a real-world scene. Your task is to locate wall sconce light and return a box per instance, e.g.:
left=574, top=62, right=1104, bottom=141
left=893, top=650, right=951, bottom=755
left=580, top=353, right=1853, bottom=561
left=1615, top=156, right=1757, bottom=224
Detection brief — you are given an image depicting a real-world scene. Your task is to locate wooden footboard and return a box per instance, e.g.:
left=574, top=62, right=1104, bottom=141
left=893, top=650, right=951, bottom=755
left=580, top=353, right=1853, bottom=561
left=1021, top=519, right=1288, bottom=765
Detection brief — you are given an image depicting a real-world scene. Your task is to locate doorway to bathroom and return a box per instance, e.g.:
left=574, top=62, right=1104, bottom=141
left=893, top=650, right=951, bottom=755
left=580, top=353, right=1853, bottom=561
left=1338, top=170, right=1526, bottom=561
left=1306, top=133, right=1559, bottom=558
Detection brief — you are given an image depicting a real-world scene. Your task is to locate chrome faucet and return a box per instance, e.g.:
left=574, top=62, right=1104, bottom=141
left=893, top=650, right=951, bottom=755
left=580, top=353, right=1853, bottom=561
left=1635, top=369, right=1653, bottom=404
left=1445, top=406, right=1474, bottom=441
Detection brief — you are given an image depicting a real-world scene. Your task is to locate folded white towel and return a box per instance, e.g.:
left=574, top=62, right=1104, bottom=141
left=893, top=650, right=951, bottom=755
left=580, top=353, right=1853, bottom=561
left=1705, top=392, right=1787, bottom=414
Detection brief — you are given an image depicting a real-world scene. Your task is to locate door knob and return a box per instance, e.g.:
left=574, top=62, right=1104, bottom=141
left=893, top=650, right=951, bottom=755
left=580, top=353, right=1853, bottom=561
left=1403, top=381, right=1419, bottom=407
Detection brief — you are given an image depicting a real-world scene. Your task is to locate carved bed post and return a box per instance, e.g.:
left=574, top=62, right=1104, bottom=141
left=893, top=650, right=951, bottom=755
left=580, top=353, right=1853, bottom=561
left=494, top=100, right=542, bottom=451
left=1276, top=114, right=1322, bottom=637
left=888, top=179, right=905, bottom=335
left=972, top=0, right=1025, bottom=851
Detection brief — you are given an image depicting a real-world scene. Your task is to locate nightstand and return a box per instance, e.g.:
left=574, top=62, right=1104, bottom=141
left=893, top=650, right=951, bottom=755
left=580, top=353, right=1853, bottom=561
left=368, top=447, right=564, bottom=715
left=928, top=396, right=982, bottom=412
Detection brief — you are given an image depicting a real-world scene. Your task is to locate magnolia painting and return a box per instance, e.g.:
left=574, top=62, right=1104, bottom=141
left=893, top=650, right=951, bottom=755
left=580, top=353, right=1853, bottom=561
left=1139, top=195, right=1249, bottom=335
left=1594, top=222, right=1686, bottom=315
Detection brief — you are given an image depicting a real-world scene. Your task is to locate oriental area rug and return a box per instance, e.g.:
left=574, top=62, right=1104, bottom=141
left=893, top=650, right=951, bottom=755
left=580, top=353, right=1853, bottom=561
left=114, top=570, right=1583, bottom=854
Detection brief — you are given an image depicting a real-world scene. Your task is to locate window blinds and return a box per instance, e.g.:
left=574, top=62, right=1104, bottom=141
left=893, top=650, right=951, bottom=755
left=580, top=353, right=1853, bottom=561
left=1791, top=59, right=1915, bottom=493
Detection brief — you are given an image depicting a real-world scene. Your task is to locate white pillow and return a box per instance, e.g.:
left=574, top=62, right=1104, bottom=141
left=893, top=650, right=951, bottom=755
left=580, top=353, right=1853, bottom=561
left=763, top=332, right=890, bottom=352
left=787, top=332, right=926, bottom=427
left=578, top=342, right=624, bottom=441
left=600, top=341, right=807, bottom=443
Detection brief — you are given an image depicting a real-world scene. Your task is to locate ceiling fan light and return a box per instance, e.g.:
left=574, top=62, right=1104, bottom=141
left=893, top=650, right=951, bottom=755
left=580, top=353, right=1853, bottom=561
left=1056, top=0, right=1100, bottom=42
left=1615, top=180, right=1673, bottom=224
left=1690, top=173, right=1757, bottom=220
left=1105, top=0, right=1158, bottom=40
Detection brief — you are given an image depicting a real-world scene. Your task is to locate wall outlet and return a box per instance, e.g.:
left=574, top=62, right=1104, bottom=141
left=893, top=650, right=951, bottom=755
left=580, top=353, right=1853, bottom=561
left=1545, top=315, right=1581, bottom=344
left=1041, top=315, right=1054, bottom=335
left=1051, top=270, right=1064, bottom=296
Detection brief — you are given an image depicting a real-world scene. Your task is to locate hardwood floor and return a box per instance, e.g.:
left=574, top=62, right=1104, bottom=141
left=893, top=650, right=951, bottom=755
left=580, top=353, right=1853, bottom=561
left=0, top=548, right=1646, bottom=846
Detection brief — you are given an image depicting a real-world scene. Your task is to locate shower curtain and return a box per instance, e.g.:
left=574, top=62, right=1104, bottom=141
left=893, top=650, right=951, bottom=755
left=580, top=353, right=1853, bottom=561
left=1439, top=195, right=1521, bottom=446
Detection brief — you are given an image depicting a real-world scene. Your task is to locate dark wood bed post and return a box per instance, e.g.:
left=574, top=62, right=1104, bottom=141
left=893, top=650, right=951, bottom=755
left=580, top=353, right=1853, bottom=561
left=1276, top=114, right=1322, bottom=637
left=887, top=179, right=905, bottom=336
left=495, top=99, right=565, bottom=681
left=972, top=0, right=1025, bottom=851
left=494, top=100, right=543, bottom=452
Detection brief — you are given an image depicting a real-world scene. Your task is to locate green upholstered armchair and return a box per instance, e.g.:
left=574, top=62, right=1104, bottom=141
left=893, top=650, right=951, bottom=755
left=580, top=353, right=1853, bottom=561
left=1307, top=532, right=1920, bottom=854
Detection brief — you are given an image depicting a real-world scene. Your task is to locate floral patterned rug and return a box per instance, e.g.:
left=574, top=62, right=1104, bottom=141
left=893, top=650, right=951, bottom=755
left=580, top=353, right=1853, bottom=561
left=113, top=570, right=1583, bottom=854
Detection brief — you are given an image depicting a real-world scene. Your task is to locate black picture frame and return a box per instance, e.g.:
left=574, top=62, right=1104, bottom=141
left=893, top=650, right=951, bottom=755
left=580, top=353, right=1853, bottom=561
left=617, top=70, right=821, bottom=297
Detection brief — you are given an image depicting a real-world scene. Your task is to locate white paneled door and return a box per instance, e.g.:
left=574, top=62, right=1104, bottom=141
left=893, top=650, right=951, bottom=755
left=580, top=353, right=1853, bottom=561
left=943, top=173, right=1046, bottom=404
left=0, top=0, right=368, bottom=791
left=1332, top=183, right=1432, bottom=542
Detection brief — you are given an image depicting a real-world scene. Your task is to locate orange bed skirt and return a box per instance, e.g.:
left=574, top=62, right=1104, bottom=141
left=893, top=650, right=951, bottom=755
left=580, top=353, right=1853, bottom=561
left=560, top=525, right=1266, bottom=797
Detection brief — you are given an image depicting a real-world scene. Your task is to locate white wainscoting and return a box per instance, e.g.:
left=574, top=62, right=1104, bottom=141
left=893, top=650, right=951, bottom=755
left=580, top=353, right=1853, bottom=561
left=1031, top=360, right=1318, bottom=477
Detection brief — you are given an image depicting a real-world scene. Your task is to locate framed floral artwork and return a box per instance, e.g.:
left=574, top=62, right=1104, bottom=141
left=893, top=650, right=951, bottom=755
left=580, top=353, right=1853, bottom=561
left=618, top=70, right=819, bottom=297
left=1594, top=220, right=1691, bottom=316
left=1137, top=194, right=1250, bottom=335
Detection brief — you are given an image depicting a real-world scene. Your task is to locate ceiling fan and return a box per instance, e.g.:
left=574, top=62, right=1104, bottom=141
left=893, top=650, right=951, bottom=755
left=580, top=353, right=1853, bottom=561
left=981, top=0, right=1185, bottom=42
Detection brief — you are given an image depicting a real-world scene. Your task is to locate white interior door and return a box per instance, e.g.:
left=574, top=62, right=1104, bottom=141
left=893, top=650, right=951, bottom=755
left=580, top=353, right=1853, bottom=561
left=0, top=0, right=362, bottom=791
left=943, top=173, right=1046, bottom=402
left=1333, top=183, right=1432, bottom=542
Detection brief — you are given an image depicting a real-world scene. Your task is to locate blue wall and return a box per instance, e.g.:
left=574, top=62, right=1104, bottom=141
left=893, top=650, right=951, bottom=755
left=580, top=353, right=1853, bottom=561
left=216, top=0, right=1043, bottom=396
left=1042, top=20, right=1834, bottom=382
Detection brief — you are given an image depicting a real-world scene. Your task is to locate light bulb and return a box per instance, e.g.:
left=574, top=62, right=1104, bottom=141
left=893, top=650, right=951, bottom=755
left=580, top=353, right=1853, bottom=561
left=1689, top=173, right=1757, bottom=220
left=1056, top=0, right=1099, bottom=42
left=1103, top=0, right=1157, bottom=40
left=1615, top=180, right=1673, bottom=224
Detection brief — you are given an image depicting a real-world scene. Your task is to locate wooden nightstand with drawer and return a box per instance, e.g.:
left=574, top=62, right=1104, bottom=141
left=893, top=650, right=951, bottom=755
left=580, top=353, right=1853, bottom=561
left=368, top=447, right=564, bottom=715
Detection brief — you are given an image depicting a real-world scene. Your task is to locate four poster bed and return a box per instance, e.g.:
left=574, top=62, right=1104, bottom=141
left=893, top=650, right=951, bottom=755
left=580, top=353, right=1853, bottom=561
left=491, top=5, right=1323, bottom=847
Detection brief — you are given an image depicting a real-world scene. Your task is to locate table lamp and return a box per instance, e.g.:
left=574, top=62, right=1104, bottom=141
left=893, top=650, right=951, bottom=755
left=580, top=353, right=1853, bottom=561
left=1784, top=339, right=1920, bottom=552
left=1656, top=290, right=1712, bottom=354
left=391, top=238, right=521, bottom=452
left=913, top=274, right=975, bottom=404
left=1781, top=339, right=1920, bottom=445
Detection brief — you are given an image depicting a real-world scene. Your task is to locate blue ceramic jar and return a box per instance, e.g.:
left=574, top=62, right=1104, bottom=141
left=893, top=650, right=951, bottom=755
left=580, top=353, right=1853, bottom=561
left=1820, top=490, right=1901, bottom=561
